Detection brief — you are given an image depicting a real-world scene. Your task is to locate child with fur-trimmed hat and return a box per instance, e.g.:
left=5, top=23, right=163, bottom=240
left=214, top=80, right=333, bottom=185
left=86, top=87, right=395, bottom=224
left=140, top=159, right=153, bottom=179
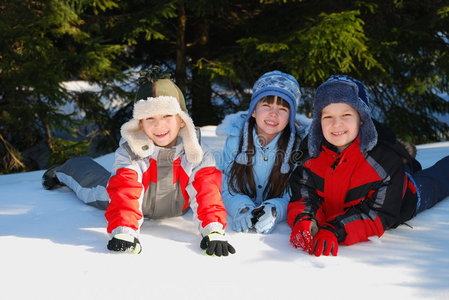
left=42, top=75, right=235, bottom=256
left=217, top=70, right=305, bottom=234
left=288, top=75, right=449, bottom=257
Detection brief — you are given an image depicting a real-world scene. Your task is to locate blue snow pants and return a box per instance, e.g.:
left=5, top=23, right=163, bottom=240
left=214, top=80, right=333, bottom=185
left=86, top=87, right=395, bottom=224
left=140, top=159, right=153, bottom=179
left=413, top=155, right=449, bottom=214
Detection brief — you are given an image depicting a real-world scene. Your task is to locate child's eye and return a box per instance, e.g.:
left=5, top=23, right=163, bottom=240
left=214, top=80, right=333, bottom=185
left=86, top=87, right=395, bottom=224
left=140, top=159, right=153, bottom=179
left=146, top=117, right=154, bottom=120
left=164, top=115, right=174, bottom=118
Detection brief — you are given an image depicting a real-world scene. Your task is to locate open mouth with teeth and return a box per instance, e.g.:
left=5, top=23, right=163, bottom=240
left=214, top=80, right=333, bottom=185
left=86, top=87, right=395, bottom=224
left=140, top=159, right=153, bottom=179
left=154, top=131, right=169, bottom=138
left=264, top=120, right=279, bottom=127
left=331, top=130, right=347, bottom=136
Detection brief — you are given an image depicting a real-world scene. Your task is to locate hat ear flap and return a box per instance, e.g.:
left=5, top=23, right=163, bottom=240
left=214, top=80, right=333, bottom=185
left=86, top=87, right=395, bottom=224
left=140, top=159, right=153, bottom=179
left=307, top=118, right=323, bottom=158
left=178, top=111, right=203, bottom=164
left=120, top=119, right=155, bottom=158
left=358, top=112, right=378, bottom=153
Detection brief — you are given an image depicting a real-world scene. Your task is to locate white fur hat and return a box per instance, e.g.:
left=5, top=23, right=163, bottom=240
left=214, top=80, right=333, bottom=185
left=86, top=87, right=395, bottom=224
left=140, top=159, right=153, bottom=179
left=120, top=95, right=203, bottom=164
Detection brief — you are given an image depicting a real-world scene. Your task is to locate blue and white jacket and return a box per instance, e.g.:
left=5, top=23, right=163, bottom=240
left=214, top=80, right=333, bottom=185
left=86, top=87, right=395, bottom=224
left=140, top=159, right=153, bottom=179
left=216, top=112, right=305, bottom=223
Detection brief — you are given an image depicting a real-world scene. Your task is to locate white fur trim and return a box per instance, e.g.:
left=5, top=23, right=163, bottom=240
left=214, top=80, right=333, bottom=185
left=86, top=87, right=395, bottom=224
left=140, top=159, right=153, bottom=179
left=122, top=96, right=182, bottom=159
left=178, top=111, right=203, bottom=164
left=120, top=119, right=154, bottom=158
left=133, top=96, right=181, bottom=120
left=120, top=96, right=203, bottom=163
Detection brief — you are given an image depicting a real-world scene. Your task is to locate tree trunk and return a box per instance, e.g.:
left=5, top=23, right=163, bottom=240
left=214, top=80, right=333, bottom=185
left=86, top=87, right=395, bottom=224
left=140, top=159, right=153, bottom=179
left=175, top=3, right=187, bottom=96
left=190, top=19, right=218, bottom=126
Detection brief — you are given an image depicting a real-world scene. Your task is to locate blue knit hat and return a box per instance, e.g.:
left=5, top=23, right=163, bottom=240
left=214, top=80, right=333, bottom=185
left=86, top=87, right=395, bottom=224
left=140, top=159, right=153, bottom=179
left=235, top=70, right=301, bottom=174
left=308, top=75, right=378, bottom=157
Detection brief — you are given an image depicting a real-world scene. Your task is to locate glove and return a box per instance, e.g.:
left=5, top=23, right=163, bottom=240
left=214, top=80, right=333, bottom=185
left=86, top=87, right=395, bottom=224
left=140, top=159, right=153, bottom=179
left=232, top=207, right=254, bottom=232
left=289, top=218, right=318, bottom=252
left=107, top=233, right=142, bottom=254
left=200, top=231, right=236, bottom=257
left=310, top=228, right=338, bottom=257
left=250, top=205, right=265, bottom=226
left=253, top=204, right=277, bottom=234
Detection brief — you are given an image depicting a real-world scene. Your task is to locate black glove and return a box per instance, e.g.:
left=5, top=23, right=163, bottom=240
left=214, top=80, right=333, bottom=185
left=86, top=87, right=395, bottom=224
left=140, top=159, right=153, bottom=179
left=200, top=231, right=236, bottom=257
left=251, top=205, right=266, bottom=226
left=253, top=204, right=277, bottom=234
left=107, top=233, right=142, bottom=254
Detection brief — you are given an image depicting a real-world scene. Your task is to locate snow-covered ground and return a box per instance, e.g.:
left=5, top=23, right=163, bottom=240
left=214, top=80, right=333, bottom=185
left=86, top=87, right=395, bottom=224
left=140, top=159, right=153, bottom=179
left=0, top=127, right=448, bottom=300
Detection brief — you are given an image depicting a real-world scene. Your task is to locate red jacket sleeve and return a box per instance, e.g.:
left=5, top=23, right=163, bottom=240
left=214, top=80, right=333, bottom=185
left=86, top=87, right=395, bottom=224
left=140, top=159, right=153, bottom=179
left=191, top=167, right=228, bottom=230
left=105, top=168, right=143, bottom=234
left=287, top=165, right=322, bottom=227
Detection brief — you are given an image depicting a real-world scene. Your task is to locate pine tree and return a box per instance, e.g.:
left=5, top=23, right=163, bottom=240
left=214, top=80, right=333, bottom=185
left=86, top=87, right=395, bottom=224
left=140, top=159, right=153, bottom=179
left=0, top=0, right=126, bottom=173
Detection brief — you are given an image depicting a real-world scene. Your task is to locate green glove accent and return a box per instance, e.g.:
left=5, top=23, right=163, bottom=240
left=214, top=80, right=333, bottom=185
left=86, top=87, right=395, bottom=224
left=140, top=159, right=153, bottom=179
left=107, top=233, right=142, bottom=254
left=200, top=231, right=236, bottom=257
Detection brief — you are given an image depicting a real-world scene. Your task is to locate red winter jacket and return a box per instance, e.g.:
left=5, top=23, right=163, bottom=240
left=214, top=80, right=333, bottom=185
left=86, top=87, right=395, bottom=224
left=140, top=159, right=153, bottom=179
left=288, top=137, right=418, bottom=246
left=105, top=140, right=227, bottom=238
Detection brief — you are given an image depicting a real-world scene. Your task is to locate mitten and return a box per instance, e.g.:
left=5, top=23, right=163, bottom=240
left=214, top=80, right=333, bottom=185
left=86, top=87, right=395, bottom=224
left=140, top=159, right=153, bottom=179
left=290, top=218, right=318, bottom=252
left=310, top=228, right=338, bottom=257
left=253, top=204, right=277, bottom=234
left=107, top=233, right=142, bottom=254
left=200, top=231, right=236, bottom=257
left=232, top=207, right=254, bottom=232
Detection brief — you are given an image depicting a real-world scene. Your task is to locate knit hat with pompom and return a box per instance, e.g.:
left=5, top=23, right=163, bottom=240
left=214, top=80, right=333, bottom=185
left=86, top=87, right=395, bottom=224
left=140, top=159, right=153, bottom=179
left=235, top=70, right=301, bottom=174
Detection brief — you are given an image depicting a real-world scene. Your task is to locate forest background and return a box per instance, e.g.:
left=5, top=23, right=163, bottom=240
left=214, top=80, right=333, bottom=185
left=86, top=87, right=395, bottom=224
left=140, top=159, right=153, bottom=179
left=1, top=0, right=449, bottom=174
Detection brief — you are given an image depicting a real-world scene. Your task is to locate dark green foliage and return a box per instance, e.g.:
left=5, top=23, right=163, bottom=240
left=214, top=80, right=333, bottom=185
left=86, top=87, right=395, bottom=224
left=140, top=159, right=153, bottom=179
left=48, top=138, right=89, bottom=166
left=0, top=0, right=131, bottom=173
left=360, top=0, right=449, bottom=143
left=0, top=0, right=448, bottom=173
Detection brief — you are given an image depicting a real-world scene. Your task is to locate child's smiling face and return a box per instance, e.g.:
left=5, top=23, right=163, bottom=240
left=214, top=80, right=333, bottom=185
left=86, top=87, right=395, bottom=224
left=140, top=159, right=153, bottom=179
left=140, top=114, right=185, bottom=148
left=321, top=102, right=361, bottom=152
left=251, top=96, right=290, bottom=146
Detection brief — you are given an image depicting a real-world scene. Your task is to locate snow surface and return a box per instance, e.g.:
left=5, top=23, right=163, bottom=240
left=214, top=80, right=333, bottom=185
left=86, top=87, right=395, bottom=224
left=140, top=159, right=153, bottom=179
left=1, top=127, right=449, bottom=300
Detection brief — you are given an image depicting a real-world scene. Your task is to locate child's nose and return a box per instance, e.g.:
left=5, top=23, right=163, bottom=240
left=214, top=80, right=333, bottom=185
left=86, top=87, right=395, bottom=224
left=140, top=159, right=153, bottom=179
left=332, top=118, right=343, bottom=126
left=153, top=119, right=164, bottom=128
left=269, top=108, right=279, bottom=115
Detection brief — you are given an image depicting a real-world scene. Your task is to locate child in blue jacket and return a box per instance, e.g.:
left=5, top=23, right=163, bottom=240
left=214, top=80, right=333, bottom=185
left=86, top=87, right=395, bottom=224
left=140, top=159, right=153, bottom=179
left=217, top=71, right=305, bottom=234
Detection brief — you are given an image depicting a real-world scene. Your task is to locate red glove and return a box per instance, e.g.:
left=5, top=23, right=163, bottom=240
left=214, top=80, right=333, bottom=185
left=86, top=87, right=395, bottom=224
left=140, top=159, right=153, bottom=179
left=310, top=228, right=338, bottom=257
left=290, top=220, right=315, bottom=252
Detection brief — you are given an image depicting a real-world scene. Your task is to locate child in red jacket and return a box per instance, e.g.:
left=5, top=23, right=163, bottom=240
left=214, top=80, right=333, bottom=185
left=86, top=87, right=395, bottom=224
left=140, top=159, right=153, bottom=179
left=42, top=74, right=235, bottom=256
left=288, top=75, right=449, bottom=257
